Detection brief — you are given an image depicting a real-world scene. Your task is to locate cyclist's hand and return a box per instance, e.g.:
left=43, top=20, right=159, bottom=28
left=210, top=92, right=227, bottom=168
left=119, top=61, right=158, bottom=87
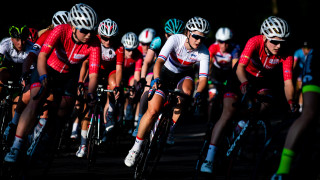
left=194, top=92, right=202, bottom=106
left=240, top=81, right=249, bottom=94
left=39, top=74, right=48, bottom=89
left=138, top=78, right=147, bottom=89
left=150, top=78, right=161, bottom=90
left=113, top=86, right=121, bottom=100
left=77, top=82, right=84, bottom=96
left=87, top=93, right=97, bottom=107
left=288, top=99, right=299, bottom=115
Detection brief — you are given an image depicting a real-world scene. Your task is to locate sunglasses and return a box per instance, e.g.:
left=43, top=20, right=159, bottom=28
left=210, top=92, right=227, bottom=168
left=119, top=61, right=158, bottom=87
left=78, top=28, right=96, bottom=35
left=266, top=37, right=286, bottom=45
left=100, top=35, right=114, bottom=41
left=190, top=32, right=206, bottom=41
left=218, top=40, right=230, bottom=44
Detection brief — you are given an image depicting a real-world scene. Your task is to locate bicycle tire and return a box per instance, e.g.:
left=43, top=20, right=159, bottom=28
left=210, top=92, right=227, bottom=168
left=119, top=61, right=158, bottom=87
left=226, top=119, right=269, bottom=180
left=87, top=113, right=98, bottom=170
left=252, top=118, right=294, bottom=179
left=134, top=114, right=171, bottom=179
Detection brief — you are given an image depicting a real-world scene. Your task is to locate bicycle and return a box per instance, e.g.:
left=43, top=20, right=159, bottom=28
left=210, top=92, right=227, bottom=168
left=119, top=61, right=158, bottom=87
left=87, top=84, right=113, bottom=170
left=194, top=87, right=273, bottom=179
left=134, top=88, right=190, bottom=179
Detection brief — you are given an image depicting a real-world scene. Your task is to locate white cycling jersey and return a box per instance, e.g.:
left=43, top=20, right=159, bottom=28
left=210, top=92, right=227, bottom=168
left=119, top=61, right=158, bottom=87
left=158, top=34, right=209, bottom=78
left=101, top=44, right=116, bottom=62
left=0, top=37, right=39, bottom=64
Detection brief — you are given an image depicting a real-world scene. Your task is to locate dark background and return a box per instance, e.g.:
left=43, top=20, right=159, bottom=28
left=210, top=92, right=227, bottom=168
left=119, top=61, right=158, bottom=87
left=1, top=0, right=318, bottom=50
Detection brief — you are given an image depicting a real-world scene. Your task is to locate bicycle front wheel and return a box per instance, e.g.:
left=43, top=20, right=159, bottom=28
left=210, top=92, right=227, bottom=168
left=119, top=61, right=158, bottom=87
left=134, top=114, right=171, bottom=179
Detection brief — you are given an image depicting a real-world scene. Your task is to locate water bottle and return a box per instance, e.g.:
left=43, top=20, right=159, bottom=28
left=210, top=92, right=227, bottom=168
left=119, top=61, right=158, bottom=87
left=235, top=120, right=247, bottom=134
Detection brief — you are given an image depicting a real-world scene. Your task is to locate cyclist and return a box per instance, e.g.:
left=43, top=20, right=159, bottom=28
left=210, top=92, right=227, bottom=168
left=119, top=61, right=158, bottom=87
left=207, top=27, right=241, bottom=121
left=28, top=28, right=39, bottom=43
left=74, top=18, right=123, bottom=157
left=200, top=16, right=296, bottom=173
left=4, top=3, right=100, bottom=163
left=121, top=32, right=143, bottom=126
left=0, top=25, right=38, bottom=142
left=3, top=10, right=70, bottom=148
left=138, top=28, right=156, bottom=58
left=292, top=40, right=313, bottom=112
left=132, top=18, right=185, bottom=140
left=271, top=49, right=320, bottom=179
left=124, top=16, right=210, bottom=167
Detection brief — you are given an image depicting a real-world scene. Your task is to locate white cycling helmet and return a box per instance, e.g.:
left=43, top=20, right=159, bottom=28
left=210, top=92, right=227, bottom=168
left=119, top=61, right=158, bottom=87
left=185, top=16, right=210, bottom=34
left=52, top=11, right=70, bottom=27
left=98, top=18, right=118, bottom=37
left=215, top=27, right=233, bottom=41
left=122, top=32, right=139, bottom=50
left=69, top=3, right=98, bottom=30
left=260, top=16, right=290, bottom=40
left=138, top=28, right=156, bottom=44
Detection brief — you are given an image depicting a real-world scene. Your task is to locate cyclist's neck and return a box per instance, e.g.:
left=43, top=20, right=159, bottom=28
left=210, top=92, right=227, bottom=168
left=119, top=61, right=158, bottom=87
left=72, top=31, right=84, bottom=45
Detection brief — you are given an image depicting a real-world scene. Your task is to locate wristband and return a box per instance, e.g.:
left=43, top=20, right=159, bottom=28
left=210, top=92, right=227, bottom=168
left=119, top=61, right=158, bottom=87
left=39, top=74, right=47, bottom=82
left=240, top=81, right=249, bottom=91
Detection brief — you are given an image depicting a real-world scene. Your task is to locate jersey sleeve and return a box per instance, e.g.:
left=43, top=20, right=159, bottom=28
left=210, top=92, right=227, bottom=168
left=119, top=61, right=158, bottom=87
left=88, top=42, right=101, bottom=75
left=239, top=36, right=260, bottom=66
left=199, top=48, right=210, bottom=78
left=208, top=43, right=217, bottom=59
left=158, top=35, right=177, bottom=61
left=282, top=55, right=293, bottom=81
left=0, top=38, right=10, bottom=55
left=116, top=46, right=124, bottom=65
left=134, top=53, right=143, bottom=72
left=41, top=25, right=64, bottom=54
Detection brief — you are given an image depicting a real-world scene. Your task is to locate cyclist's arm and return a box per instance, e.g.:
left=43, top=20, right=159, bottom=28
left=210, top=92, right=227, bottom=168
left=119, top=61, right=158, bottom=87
left=87, top=43, right=101, bottom=94
left=232, top=58, right=239, bottom=68
left=197, top=50, right=210, bottom=93
left=22, top=52, right=37, bottom=74
left=236, top=62, right=248, bottom=83
left=283, top=56, right=294, bottom=102
left=37, top=51, right=49, bottom=76
left=134, top=57, right=142, bottom=87
left=284, top=79, right=295, bottom=102
left=141, top=48, right=155, bottom=78
left=116, top=64, right=122, bottom=87
left=88, top=73, right=98, bottom=94
left=153, top=58, right=165, bottom=79
left=78, top=59, right=89, bottom=82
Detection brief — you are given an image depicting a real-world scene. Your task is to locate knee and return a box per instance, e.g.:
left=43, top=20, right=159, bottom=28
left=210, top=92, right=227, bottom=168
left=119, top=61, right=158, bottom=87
left=147, top=107, right=160, bottom=120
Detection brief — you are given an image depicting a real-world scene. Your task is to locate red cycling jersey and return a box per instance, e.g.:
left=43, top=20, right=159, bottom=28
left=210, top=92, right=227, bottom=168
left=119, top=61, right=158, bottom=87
left=41, top=24, right=100, bottom=75
left=117, top=48, right=142, bottom=72
left=239, top=35, right=293, bottom=81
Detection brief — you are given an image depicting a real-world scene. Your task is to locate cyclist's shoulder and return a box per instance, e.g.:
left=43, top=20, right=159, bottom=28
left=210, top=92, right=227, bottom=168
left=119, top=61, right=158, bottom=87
left=246, top=35, right=263, bottom=45
left=208, top=42, right=219, bottom=51
left=0, top=37, right=11, bottom=47
left=149, top=36, right=162, bottom=51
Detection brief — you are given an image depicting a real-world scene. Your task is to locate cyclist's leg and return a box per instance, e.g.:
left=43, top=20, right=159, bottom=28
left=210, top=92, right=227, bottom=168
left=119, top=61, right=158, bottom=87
left=132, top=73, right=153, bottom=137
left=166, top=76, right=194, bottom=144
left=201, top=93, right=238, bottom=173
left=125, top=91, right=164, bottom=167
left=105, top=70, right=116, bottom=132
left=4, top=83, right=47, bottom=162
left=77, top=112, right=90, bottom=157
left=274, top=92, right=319, bottom=175
left=125, top=75, right=135, bottom=121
